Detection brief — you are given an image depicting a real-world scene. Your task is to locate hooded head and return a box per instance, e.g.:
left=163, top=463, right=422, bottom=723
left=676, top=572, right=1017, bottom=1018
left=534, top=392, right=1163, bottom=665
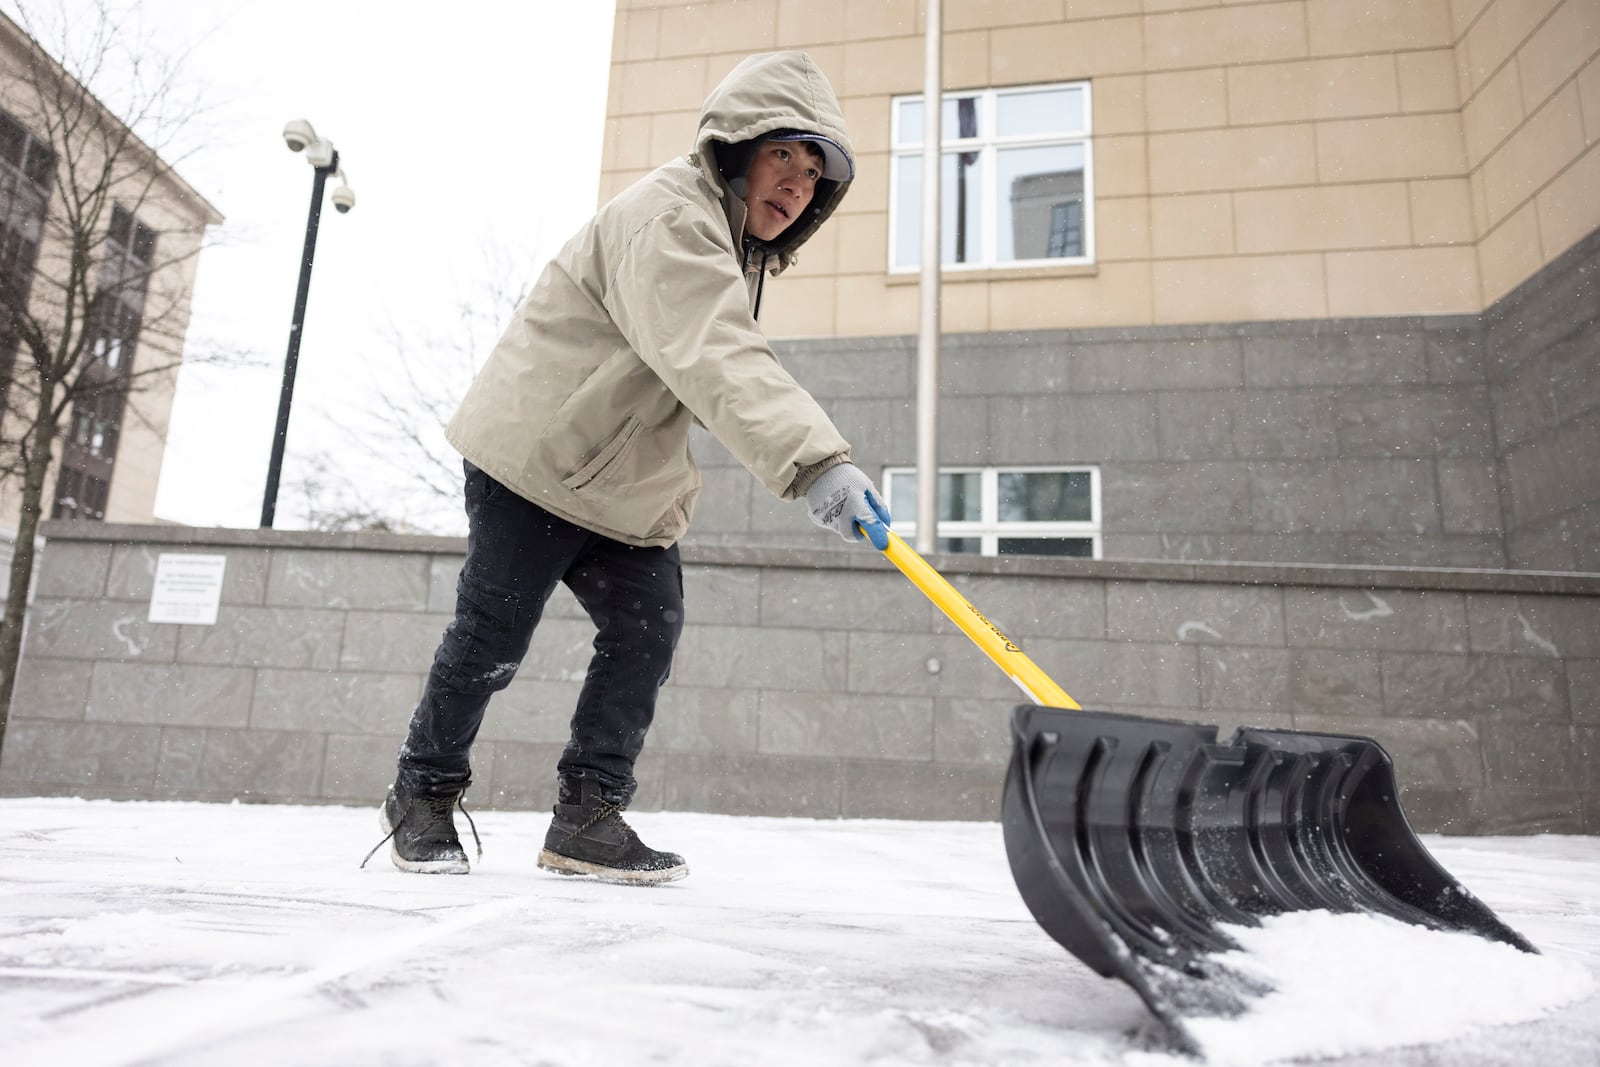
left=695, top=52, right=855, bottom=269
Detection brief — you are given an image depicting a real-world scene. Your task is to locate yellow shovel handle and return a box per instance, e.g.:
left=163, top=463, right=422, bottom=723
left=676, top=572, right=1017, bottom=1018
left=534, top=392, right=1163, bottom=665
left=876, top=529, right=1081, bottom=710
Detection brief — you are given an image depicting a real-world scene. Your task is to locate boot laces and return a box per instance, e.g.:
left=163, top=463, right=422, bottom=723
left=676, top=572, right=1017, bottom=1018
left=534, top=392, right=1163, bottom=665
left=566, top=801, right=637, bottom=845
left=359, top=791, right=482, bottom=869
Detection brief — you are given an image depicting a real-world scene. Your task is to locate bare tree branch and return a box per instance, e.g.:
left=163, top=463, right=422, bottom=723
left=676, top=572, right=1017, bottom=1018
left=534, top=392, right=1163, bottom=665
left=282, top=237, right=538, bottom=535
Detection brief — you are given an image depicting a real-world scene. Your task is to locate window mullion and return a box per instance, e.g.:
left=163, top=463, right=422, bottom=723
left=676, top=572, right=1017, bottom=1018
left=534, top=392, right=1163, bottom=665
left=982, top=91, right=997, bottom=267
left=1082, top=138, right=1096, bottom=262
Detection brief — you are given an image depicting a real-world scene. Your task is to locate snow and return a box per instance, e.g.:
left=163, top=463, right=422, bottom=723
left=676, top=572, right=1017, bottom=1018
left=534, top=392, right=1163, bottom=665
left=1159, top=912, right=1592, bottom=1065
left=2, top=798, right=1598, bottom=1067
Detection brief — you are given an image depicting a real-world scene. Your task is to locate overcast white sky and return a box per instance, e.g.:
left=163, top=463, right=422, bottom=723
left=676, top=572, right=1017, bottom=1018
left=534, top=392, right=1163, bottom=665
left=50, top=1, right=618, bottom=529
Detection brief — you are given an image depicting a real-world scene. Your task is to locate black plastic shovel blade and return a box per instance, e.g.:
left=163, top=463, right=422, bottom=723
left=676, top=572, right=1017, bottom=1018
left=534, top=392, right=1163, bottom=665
left=1000, top=705, right=1537, bottom=1049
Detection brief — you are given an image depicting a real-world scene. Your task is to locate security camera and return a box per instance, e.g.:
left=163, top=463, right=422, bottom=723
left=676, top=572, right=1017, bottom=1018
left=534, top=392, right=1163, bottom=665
left=330, top=183, right=355, bottom=214
left=282, top=118, right=316, bottom=152
left=304, top=138, right=335, bottom=168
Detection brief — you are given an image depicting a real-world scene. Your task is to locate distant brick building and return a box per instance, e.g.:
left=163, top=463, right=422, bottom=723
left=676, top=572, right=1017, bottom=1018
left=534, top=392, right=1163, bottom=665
left=0, top=11, right=222, bottom=576
left=604, top=0, right=1598, bottom=571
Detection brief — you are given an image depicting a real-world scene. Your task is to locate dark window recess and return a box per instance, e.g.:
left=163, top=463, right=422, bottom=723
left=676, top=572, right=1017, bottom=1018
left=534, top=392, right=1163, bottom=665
left=51, top=467, right=80, bottom=519
left=0, top=108, right=53, bottom=420
left=936, top=538, right=983, bottom=554
left=51, top=467, right=110, bottom=522
left=1047, top=201, right=1083, bottom=258
left=52, top=201, right=156, bottom=522
left=68, top=389, right=124, bottom=459
left=84, top=474, right=109, bottom=519
left=997, top=537, right=1095, bottom=558
left=108, top=203, right=132, bottom=246
left=0, top=113, right=22, bottom=170
left=132, top=221, right=156, bottom=264
left=0, top=111, right=51, bottom=187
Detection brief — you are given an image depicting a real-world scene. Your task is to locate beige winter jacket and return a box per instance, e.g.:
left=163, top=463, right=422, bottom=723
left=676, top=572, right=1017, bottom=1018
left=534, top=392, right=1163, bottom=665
left=444, top=52, right=854, bottom=548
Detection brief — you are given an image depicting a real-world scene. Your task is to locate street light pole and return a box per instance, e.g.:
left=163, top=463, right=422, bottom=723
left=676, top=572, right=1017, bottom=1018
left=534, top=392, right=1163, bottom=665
left=260, top=119, right=356, bottom=529
left=260, top=151, right=336, bottom=529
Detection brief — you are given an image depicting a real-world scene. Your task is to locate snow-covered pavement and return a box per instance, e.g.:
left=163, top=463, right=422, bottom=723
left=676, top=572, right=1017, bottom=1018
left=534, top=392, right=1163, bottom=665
left=2, top=798, right=1597, bottom=1067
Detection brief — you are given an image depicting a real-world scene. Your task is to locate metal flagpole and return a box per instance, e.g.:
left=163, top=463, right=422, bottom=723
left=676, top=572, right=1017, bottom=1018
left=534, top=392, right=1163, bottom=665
left=916, top=0, right=942, bottom=554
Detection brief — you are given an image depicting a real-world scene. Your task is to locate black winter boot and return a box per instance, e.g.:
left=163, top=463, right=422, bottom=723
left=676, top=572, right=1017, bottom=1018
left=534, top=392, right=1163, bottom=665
left=361, top=782, right=480, bottom=875
left=537, top=779, right=687, bottom=886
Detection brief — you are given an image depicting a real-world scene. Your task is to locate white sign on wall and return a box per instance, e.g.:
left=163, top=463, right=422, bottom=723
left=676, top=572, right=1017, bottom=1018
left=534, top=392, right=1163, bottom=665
left=148, top=553, right=228, bottom=625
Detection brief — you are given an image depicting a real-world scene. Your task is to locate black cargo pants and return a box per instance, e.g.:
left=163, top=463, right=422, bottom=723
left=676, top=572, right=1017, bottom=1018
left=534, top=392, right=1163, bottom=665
left=396, top=461, right=684, bottom=805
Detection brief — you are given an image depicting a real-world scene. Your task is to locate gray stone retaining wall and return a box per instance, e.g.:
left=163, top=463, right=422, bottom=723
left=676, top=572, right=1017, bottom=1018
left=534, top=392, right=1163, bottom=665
left=2, top=522, right=1596, bottom=835
left=700, top=317, right=1508, bottom=569
left=1484, top=228, right=1600, bottom=571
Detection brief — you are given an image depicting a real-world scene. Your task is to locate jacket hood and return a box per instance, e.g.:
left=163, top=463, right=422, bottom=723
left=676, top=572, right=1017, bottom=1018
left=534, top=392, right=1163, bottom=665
left=693, top=51, right=854, bottom=272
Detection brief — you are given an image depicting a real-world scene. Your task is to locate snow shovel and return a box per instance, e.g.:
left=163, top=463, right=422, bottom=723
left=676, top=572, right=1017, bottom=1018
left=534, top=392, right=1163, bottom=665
left=873, top=529, right=1538, bottom=1050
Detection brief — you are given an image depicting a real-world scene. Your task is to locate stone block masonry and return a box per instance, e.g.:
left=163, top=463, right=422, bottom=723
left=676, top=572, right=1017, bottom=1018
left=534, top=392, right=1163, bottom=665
left=2, top=522, right=1597, bottom=835
left=686, top=229, right=1600, bottom=575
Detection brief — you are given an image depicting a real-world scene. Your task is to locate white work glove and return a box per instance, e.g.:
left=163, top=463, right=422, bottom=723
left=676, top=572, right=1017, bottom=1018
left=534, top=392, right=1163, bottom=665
left=805, top=462, right=891, bottom=549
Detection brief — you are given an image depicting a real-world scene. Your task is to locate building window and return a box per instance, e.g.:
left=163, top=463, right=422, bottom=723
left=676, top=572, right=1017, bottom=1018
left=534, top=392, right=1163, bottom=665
left=882, top=466, right=1101, bottom=558
left=889, top=83, right=1093, bottom=272
left=101, top=202, right=157, bottom=302
left=52, top=202, right=154, bottom=521
left=68, top=388, right=123, bottom=459
left=0, top=108, right=54, bottom=416
left=50, top=467, right=108, bottom=521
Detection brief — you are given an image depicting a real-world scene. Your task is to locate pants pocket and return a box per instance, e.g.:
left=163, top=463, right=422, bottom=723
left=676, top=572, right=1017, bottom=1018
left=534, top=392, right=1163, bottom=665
left=457, top=570, right=520, bottom=629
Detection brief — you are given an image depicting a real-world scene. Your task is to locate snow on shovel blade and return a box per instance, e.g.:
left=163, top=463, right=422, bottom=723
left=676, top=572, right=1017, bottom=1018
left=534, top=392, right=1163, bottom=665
left=1000, top=705, right=1537, bottom=1052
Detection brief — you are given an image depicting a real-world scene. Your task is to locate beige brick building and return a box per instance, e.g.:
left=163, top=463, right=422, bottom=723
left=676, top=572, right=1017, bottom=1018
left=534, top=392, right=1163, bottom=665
left=0, top=12, right=222, bottom=561
left=603, top=0, right=1600, bottom=571
left=605, top=0, right=1595, bottom=330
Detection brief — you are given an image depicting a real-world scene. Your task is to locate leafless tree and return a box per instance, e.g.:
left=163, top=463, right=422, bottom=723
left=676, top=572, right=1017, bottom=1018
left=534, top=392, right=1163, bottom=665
left=282, top=239, right=535, bottom=535
left=288, top=454, right=407, bottom=534
left=0, top=0, right=231, bottom=753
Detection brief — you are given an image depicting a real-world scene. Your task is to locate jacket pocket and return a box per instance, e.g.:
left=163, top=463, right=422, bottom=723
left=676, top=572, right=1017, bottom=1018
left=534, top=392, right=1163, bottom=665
left=560, top=415, right=642, bottom=492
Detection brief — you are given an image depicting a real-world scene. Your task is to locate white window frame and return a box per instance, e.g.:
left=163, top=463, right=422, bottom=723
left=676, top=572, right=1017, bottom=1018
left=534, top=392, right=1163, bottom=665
left=881, top=465, right=1102, bottom=559
left=888, top=82, right=1095, bottom=274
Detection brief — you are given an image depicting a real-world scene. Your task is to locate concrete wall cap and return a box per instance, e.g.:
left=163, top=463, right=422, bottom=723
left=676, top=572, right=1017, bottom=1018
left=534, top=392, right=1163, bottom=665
left=42, top=521, right=1600, bottom=597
